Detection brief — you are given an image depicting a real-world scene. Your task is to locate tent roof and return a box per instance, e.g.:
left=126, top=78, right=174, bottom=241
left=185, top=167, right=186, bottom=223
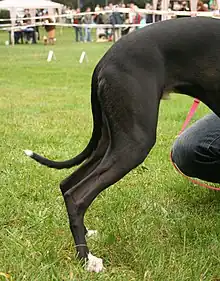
left=0, top=0, right=63, bottom=10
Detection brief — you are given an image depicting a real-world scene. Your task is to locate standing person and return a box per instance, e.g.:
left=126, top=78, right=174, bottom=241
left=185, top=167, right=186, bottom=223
left=133, top=8, right=141, bottom=29
left=94, top=8, right=105, bottom=42
left=44, top=12, right=56, bottom=45
left=65, top=7, right=73, bottom=24
left=209, top=0, right=218, bottom=11
left=129, top=2, right=136, bottom=28
left=83, top=7, right=92, bottom=42
left=138, top=14, right=146, bottom=29
left=73, top=8, right=83, bottom=42
left=110, top=5, right=123, bottom=41
left=35, top=10, right=41, bottom=41
left=23, top=9, right=36, bottom=44
left=145, top=3, right=153, bottom=24
left=129, top=3, right=140, bottom=31
left=102, top=6, right=111, bottom=40
left=176, top=1, right=190, bottom=19
left=197, top=0, right=209, bottom=11
left=121, top=14, right=130, bottom=36
left=95, top=4, right=101, bottom=12
left=155, top=0, right=162, bottom=22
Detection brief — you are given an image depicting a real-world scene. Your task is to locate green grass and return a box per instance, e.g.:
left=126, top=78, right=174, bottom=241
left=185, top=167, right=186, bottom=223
left=1, top=27, right=220, bottom=281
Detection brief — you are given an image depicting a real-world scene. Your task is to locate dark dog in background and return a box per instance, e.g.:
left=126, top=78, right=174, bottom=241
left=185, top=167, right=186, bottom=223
left=25, top=17, right=220, bottom=272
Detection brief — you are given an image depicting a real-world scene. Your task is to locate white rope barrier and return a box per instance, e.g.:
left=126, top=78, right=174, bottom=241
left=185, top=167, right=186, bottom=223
left=0, top=8, right=220, bottom=23
left=1, top=7, right=220, bottom=43
left=2, top=16, right=220, bottom=31
left=0, top=22, right=152, bottom=31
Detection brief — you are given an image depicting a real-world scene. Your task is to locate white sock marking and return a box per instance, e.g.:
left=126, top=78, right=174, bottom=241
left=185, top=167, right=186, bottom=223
left=24, top=150, right=33, bottom=157
left=86, top=253, right=104, bottom=273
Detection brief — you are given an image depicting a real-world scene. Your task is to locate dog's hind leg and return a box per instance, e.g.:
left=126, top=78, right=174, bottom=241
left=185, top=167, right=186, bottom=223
left=63, top=74, right=161, bottom=271
left=60, top=122, right=109, bottom=240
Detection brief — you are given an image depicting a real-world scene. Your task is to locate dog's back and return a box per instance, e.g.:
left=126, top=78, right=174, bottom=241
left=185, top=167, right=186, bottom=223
left=97, top=17, right=220, bottom=114
left=101, top=17, right=220, bottom=64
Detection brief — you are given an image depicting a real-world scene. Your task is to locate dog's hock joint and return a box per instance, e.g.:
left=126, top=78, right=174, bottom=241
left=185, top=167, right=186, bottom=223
left=24, top=149, right=33, bottom=157
left=86, top=253, right=104, bottom=273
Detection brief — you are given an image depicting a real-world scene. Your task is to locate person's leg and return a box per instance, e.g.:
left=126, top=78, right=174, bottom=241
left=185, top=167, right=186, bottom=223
left=20, top=31, right=24, bottom=44
left=36, top=26, right=40, bottom=40
left=114, top=28, right=118, bottom=41
left=75, top=27, right=79, bottom=42
left=27, top=30, right=32, bottom=42
left=23, top=30, right=28, bottom=43
left=87, top=28, right=91, bottom=42
left=117, top=28, right=121, bottom=40
left=14, top=32, right=19, bottom=44
left=84, top=27, right=88, bottom=42
left=32, top=29, right=37, bottom=44
left=96, top=28, right=99, bottom=41
left=171, top=113, right=220, bottom=183
left=79, top=27, right=83, bottom=42
left=105, top=28, right=108, bottom=39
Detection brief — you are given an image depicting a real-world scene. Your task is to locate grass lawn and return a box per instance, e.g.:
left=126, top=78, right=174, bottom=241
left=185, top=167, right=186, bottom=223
left=1, top=27, right=220, bottom=281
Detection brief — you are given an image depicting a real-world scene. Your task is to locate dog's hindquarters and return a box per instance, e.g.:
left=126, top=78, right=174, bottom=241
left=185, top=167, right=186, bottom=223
left=61, top=66, right=163, bottom=268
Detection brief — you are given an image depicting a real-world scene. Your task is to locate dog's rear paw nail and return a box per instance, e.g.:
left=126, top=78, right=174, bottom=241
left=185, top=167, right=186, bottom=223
left=87, top=230, right=98, bottom=238
left=24, top=149, right=33, bottom=157
left=86, top=253, right=104, bottom=273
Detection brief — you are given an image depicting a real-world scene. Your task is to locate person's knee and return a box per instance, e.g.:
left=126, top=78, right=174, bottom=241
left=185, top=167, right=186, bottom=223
left=171, top=136, right=196, bottom=177
left=171, top=114, right=220, bottom=181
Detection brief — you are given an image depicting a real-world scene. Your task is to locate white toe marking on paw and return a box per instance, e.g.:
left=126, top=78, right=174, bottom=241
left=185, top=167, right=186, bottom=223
left=24, top=150, right=33, bottom=157
left=86, top=253, right=104, bottom=273
left=87, top=230, right=98, bottom=238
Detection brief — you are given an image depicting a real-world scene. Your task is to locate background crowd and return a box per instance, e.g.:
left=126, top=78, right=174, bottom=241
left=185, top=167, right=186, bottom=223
left=62, top=0, right=214, bottom=42
left=3, top=0, right=216, bottom=45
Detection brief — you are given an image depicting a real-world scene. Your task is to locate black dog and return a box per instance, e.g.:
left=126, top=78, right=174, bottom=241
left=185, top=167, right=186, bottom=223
left=25, top=17, right=220, bottom=272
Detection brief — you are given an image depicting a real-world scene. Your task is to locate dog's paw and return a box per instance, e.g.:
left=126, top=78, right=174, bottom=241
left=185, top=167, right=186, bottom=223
left=86, top=230, right=98, bottom=238
left=24, top=149, right=33, bottom=157
left=86, top=253, right=104, bottom=273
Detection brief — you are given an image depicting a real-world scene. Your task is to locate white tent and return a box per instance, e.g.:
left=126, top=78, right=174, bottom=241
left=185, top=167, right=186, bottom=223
left=0, top=0, right=62, bottom=9
left=0, top=0, right=63, bottom=44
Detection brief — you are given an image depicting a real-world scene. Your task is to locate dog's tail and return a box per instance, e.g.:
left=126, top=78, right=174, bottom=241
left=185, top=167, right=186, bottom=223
left=24, top=68, right=102, bottom=170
